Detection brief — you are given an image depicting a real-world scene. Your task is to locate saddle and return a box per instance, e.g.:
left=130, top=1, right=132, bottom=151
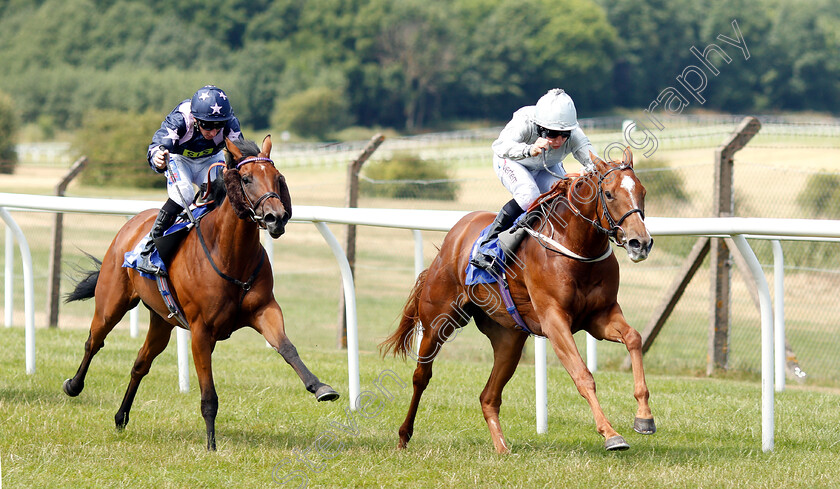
left=121, top=180, right=226, bottom=330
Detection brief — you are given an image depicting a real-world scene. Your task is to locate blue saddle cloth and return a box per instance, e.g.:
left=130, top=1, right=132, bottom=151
left=465, top=214, right=527, bottom=286
left=122, top=206, right=212, bottom=280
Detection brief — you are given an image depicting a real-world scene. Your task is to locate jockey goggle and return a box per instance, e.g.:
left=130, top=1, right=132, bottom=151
left=538, top=127, right=571, bottom=139
left=197, top=119, right=226, bottom=131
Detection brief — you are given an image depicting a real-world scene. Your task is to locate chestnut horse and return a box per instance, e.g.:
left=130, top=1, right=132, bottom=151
left=63, top=135, right=338, bottom=450
left=382, top=149, right=654, bottom=452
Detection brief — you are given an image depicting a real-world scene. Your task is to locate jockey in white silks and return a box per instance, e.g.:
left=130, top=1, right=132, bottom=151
left=470, top=88, right=597, bottom=270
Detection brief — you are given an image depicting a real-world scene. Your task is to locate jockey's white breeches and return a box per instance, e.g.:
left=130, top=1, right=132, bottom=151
left=165, top=153, right=225, bottom=208
left=493, top=156, right=566, bottom=210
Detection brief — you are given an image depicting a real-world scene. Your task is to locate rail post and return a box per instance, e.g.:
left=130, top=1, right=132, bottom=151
left=708, top=117, right=760, bottom=374
left=47, top=156, right=87, bottom=327
left=337, top=134, right=385, bottom=349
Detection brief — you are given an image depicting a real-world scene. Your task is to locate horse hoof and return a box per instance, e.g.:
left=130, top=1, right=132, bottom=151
left=115, top=413, right=129, bottom=431
left=315, top=385, right=340, bottom=402
left=634, top=417, right=656, bottom=434
left=62, top=378, right=82, bottom=397
left=604, top=435, right=630, bottom=451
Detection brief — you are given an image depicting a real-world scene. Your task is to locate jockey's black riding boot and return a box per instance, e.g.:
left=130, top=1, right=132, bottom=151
left=150, top=208, right=177, bottom=241
left=470, top=199, right=524, bottom=271
left=148, top=199, right=182, bottom=243
left=137, top=200, right=181, bottom=275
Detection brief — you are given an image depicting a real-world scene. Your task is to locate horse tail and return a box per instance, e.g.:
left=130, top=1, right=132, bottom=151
left=64, top=254, right=101, bottom=303
left=380, top=269, right=428, bottom=359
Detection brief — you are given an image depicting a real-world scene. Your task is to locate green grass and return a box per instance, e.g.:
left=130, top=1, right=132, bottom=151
left=2, top=326, right=840, bottom=488
left=4, top=126, right=840, bottom=486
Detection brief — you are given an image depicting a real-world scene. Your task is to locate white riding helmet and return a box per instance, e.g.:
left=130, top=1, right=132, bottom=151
left=533, top=88, right=579, bottom=131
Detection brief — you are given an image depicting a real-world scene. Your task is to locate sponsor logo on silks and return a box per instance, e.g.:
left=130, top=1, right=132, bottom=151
left=182, top=148, right=215, bottom=158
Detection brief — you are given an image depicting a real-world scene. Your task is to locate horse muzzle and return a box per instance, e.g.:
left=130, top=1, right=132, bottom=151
left=626, top=235, right=654, bottom=262
left=261, top=211, right=287, bottom=239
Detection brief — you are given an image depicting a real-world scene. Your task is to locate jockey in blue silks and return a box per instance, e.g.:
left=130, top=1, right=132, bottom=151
left=136, top=85, right=243, bottom=274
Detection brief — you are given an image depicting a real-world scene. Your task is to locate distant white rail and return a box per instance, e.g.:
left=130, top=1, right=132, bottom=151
left=4, top=192, right=840, bottom=452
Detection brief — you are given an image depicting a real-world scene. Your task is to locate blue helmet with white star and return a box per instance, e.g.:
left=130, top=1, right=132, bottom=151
left=190, top=85, right=233, bottom=122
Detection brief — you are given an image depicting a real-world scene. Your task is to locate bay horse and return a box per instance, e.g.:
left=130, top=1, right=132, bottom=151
left=381, top=149, right=654, bottom=452
left=63, top=135, right=338, bottom=451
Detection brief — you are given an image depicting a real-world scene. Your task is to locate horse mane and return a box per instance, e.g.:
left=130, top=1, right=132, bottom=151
left=526, top=176, right=575, bottom=212
left=224, top=138, right=261, bottom=168
left=222, top=138, right=261, bottom=219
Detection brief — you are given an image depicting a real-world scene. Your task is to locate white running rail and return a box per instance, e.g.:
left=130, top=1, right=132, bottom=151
left=4, top=192, right=840, bottom=452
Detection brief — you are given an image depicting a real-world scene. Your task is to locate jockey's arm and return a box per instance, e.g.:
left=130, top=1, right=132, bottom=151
left=492, top=108, right=538, bottom=161
left=569, top=128, right=596, bottom=172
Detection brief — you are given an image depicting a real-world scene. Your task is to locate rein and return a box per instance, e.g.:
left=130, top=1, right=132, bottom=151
left=194, top=222, right=265, bottom=295
left=189, top=155, right=278, bottom=301
left=527, top=164, right=645, bottom=259
left=565, top=166, right=644, bottom=243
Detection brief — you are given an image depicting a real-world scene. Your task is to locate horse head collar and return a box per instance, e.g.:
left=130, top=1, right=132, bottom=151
left=224, top=135, right=292, bottom=239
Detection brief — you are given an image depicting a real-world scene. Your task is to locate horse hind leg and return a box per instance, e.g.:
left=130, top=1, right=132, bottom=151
left=63, top=278, right=137, bottom=397
left=114, top=314, right=174, bottom=430
left=475, top=315, right=528, bottom=454
left=397, top=298, right=470, bottom=450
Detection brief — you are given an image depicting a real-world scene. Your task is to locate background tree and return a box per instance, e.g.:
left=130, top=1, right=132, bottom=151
left=74, top=109, right=164, bottom=187
left=0, top=0, right=836, bottom=139
left=272, top=86, right=354, bottom=140
left=598, top=0, right=705, bottom=108
left=0, top=90, right=19, bottom=174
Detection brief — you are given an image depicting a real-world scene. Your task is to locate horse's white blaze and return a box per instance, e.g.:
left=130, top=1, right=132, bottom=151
left=621, top=175, right=638, bottom=209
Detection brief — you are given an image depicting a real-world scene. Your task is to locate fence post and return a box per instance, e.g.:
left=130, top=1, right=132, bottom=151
left=337, top=134, right=385, bottom=349
left=708, top=117, right=760, bottom=374
left=47, top=156, right=87, bottom=328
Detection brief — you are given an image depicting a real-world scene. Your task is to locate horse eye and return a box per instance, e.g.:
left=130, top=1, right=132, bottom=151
left=605, top=190, right=613, bottom=199
left=241, top=175, right=252, bottom=185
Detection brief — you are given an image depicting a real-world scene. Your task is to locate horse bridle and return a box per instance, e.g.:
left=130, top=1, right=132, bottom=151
left=595, top=164, right=645, bottom=246
left=561, top=164, right=645, bottom=247
left=235, top=156, right=283, bottom=229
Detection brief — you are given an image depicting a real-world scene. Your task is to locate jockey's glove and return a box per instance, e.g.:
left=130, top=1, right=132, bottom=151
left=152, top=146, right=169, bottom=170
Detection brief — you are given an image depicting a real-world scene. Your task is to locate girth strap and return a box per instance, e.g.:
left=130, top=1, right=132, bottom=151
left=156, top=276, right=190, bottom=329
left=488, top=268, right=538, bottom=336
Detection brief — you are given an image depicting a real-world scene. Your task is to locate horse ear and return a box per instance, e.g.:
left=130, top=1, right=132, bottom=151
left=261, top=134, right=272, bottom=157
left=588, top=150, right=607, bottom=173
left=225, top=138, right=242, bottom=161
left=622, top=147, right=634, bottom=168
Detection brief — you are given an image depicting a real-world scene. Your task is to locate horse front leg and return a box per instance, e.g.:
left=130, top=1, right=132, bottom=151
left=253, top=303, right=339, bottom=402
left=191, top=328, right=219, bottom=451
left=542, top=311, right=629, bottom=451
left=589, top=304, right=655, bottom=435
